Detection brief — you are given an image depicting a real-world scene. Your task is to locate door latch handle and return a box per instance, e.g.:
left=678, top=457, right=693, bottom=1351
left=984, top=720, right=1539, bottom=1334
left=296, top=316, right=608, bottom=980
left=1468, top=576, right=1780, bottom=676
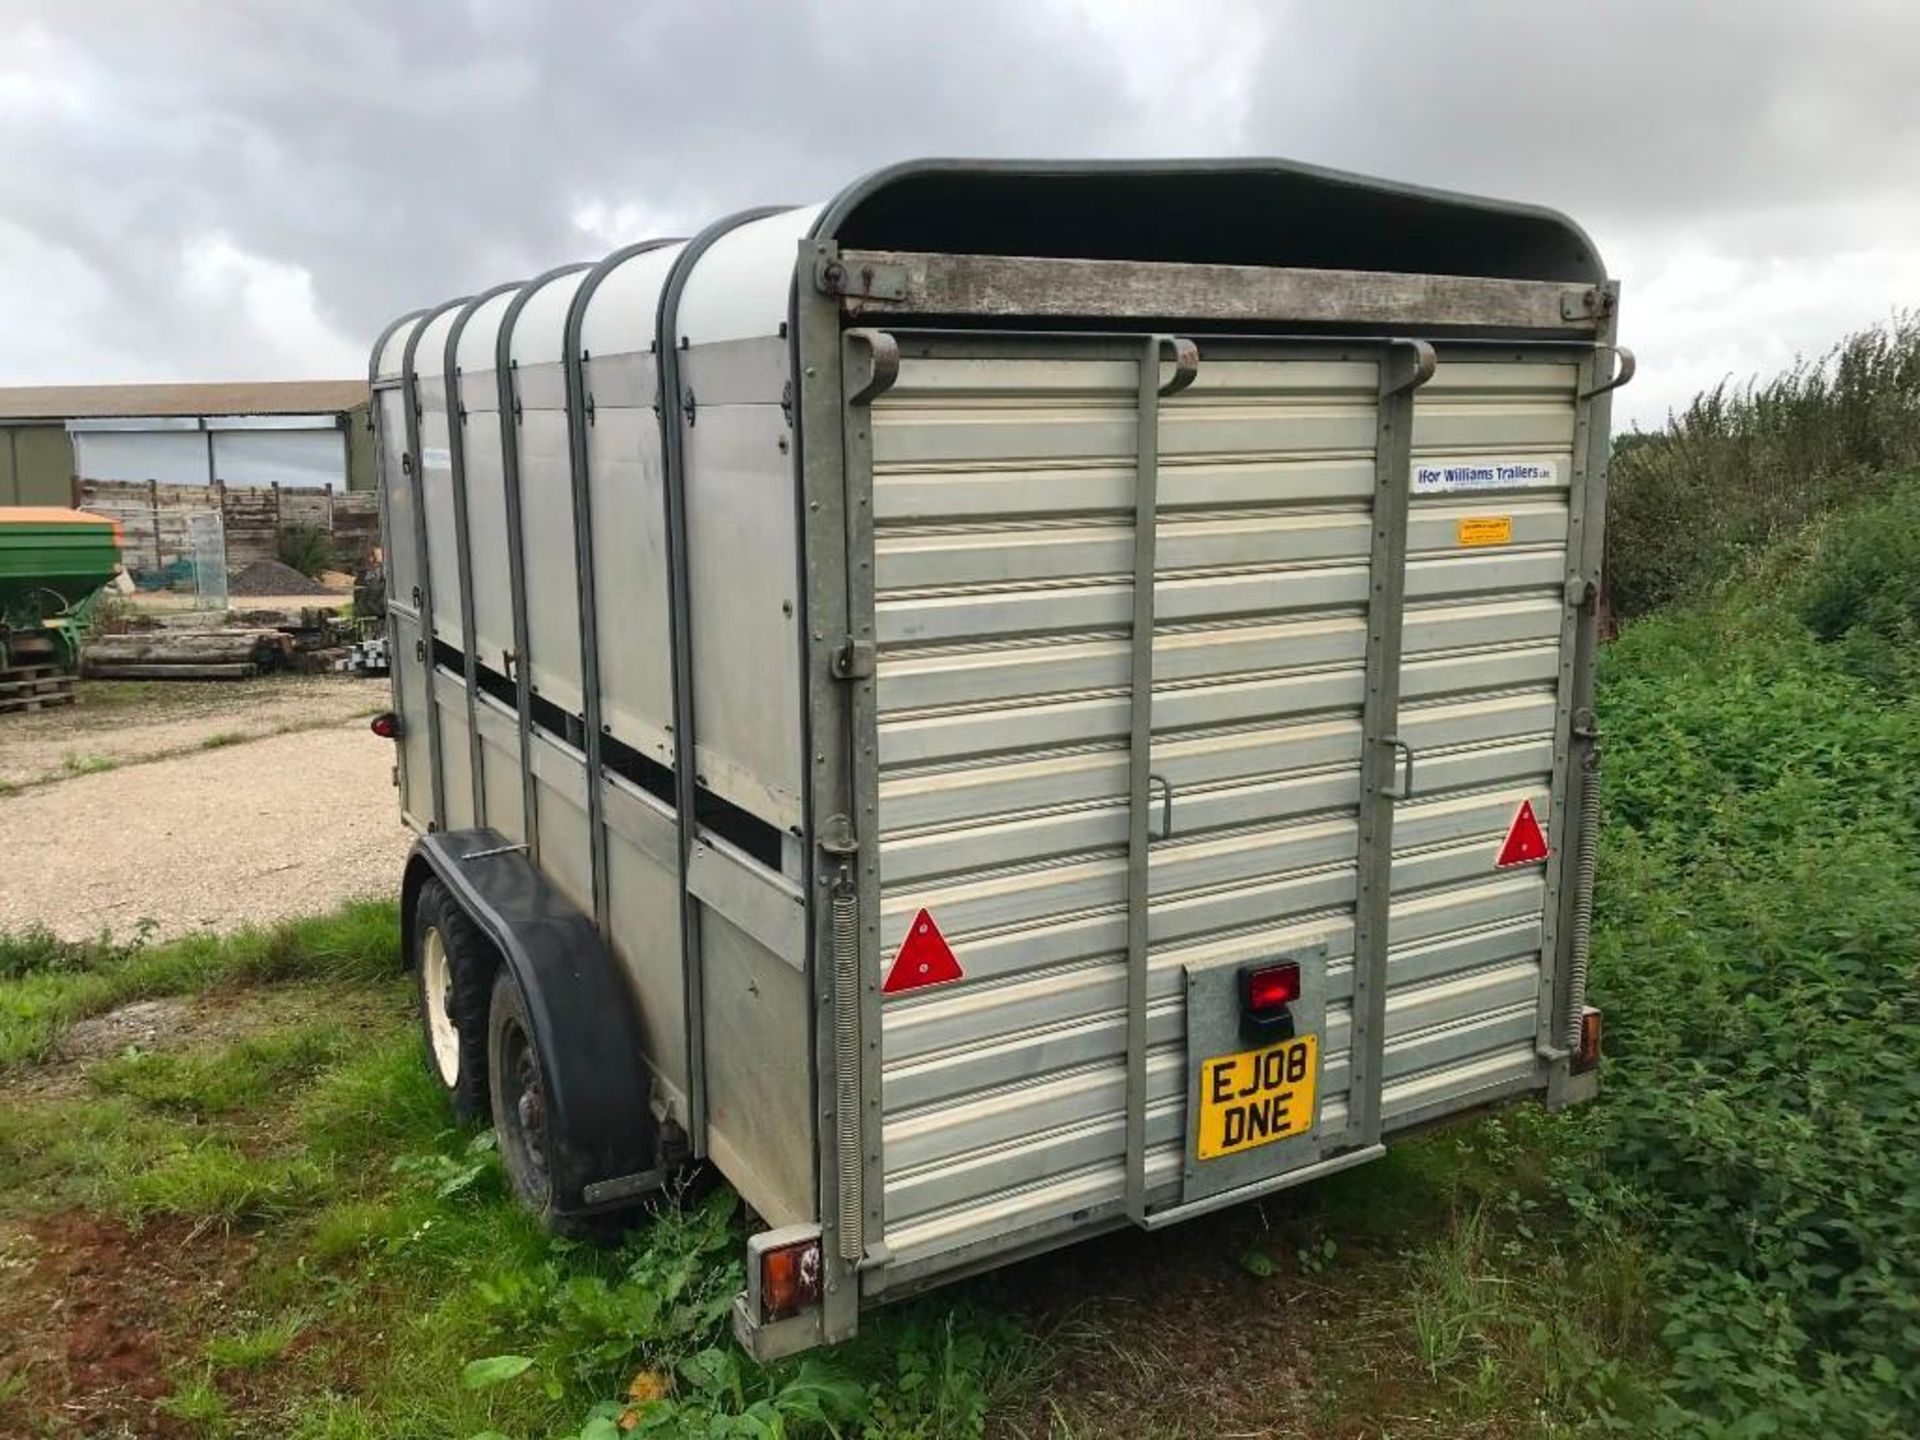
left=1148, top=772, right=1174, bottom=840
left=1384, top=738, right=1415, bottom=799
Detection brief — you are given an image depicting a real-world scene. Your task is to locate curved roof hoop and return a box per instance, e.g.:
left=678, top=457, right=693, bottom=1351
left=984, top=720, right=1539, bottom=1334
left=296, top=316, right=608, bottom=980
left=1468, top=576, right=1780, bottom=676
left=559, top=236, right=685, bottom=936
left=491, top=262, right=595, bottom=865
left=439, top=281, right=527, bottom=829
left=397, top=295, right=475, bottom=832
left=653, top=205, right=798, bottom=1153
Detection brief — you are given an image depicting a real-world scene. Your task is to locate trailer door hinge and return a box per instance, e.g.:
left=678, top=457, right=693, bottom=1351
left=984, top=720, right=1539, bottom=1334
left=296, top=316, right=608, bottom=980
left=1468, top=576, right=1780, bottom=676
left=1560, top=286, right=1614, bottom=323
left=819, top=813, right=858, bottom=857
left=830, top=638, right=874, bottom=680
left=681, top=387, right=697, bottom=427
left=814, top=255, right=909, bottom=303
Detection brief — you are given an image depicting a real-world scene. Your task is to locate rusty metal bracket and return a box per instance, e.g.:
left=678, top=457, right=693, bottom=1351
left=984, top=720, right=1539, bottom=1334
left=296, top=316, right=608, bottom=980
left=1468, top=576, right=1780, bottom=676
left=1579, top=345, right=1636, bottom=400
left=816, top=254, right=909, bottom=304
left=1560, top=286, right=1614, bottom=323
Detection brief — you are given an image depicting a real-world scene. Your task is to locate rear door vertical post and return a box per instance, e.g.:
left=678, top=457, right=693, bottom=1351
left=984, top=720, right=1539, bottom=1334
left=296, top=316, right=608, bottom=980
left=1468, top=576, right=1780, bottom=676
left=1345, top=339, right=1435, bottom=1150
left=794, top=237, right=865, bottom=1343
left=1124, top=335, right=1197, bottom=1224
left=839, top=326, right=899, bottom=1280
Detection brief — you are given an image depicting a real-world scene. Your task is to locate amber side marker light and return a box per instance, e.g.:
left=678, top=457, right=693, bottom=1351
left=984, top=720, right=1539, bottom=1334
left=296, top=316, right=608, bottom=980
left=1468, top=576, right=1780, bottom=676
left=1573, top=1006, right=1604, bottom=1075
left=760, top=1236, right=823, bottom=1323
left=369, top=712, right=401, bottom=739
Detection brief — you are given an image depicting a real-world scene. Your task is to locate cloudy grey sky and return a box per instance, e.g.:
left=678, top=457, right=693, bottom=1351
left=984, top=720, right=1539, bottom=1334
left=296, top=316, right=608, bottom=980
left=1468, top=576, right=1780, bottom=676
left=1, top=0, right=1915, bottom=429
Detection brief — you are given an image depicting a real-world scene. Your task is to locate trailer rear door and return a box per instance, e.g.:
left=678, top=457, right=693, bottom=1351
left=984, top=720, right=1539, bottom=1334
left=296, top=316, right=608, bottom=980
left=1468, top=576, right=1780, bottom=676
left=858, top=335, right=1417, bottom=1269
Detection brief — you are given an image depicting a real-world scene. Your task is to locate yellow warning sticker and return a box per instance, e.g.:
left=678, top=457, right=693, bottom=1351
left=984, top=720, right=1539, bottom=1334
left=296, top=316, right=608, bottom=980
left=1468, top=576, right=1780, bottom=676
left=1457, top=516, right=1513, bottom=547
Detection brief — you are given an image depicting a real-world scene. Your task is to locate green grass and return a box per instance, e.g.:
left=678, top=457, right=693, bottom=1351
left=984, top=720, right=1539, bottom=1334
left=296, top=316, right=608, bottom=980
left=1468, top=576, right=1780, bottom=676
left=0, top=899, right=398, bottom=1071
left=126, top=1142, right=331, bottom=1225
left=204, top=1314, right=306, bottom=1370
left=59, top=751, right=117, bottom=776
left=90, top=1021, right=353, bottom=1115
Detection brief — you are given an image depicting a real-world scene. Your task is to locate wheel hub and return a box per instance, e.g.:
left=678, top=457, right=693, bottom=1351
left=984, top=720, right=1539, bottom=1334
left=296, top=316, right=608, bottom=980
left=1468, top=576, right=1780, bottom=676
left=511, top=1040, right=548, bottom=1171
left=420, top=927, right=460, bottom=1085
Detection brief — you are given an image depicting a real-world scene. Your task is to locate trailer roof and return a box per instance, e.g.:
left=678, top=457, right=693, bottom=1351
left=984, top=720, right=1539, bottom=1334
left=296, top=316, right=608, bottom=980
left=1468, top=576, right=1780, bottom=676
left=816, top=157, right=1606, bottom=284
left=374, top=157, right=1610, bottom=376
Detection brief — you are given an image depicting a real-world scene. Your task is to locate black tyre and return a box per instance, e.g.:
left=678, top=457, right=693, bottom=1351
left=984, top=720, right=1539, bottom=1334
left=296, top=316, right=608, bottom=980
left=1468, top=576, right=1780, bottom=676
left=411, top=878, right=495, bottom=1122
left=488, top=965, right=561, bottom=1221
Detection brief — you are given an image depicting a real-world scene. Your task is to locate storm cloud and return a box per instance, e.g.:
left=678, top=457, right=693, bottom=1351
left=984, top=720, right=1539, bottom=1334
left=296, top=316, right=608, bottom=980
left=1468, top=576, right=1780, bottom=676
left=2, top=0, right=1916, bottom=427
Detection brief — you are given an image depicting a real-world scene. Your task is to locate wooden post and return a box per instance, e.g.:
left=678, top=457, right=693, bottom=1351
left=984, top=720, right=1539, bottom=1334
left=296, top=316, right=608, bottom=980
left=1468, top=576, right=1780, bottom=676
left=148, top=478, right=163, bottom=572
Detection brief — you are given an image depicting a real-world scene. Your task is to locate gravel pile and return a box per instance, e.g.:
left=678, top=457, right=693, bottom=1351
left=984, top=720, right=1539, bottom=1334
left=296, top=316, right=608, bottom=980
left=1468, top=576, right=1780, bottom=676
left=227, top=559, right=335, bottom=597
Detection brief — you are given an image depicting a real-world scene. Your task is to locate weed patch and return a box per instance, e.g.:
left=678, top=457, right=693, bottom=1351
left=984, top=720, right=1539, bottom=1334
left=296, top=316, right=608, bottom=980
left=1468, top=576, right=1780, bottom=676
left=1562, top=564, right=1920, bottom=1435
left=0, top=921, right=153, bottom=981
left=1608, top=313, right=1920, bottom=618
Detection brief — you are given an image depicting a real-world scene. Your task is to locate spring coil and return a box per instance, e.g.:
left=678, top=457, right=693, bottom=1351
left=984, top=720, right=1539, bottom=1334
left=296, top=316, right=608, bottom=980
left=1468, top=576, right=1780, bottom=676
left=831, top=881, right=863, bottom=1260
left=1562, top=749, right=1601, bottom=1050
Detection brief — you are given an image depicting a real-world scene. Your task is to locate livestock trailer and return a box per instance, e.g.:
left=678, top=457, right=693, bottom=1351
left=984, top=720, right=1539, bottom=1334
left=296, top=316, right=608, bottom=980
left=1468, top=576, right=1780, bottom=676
left=370, top=158, right=1630, bottom=1358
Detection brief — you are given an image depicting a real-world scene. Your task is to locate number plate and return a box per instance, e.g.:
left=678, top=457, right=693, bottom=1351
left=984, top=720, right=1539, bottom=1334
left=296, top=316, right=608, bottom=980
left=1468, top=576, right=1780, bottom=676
left=1195, top=1034, right=1319, bottom=1160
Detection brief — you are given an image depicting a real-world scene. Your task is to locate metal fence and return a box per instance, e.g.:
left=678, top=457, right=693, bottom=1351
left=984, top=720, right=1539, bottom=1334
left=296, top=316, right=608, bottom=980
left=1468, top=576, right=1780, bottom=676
left=84, top=502, right=228, bottom=610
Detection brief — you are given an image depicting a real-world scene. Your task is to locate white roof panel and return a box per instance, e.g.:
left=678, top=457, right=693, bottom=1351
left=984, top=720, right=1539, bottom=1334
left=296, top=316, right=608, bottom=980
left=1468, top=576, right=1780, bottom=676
left=454, top=290, right=518, bottom=375
left=375, top=316, right=425, bottom=381
left=410, top=306, right=462, bottom=377
left=675, top=205, right=824, bottom=346
left=578, top=243, right=685, bottom=360
left=508, top=269, right=589, bottom=369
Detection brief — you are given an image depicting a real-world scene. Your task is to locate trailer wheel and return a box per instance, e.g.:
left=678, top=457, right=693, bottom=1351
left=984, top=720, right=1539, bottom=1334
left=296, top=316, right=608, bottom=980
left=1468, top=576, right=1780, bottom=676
left=411, top=878, right=494, bottom=1122
left=488, top=966, right=561, bottom=1220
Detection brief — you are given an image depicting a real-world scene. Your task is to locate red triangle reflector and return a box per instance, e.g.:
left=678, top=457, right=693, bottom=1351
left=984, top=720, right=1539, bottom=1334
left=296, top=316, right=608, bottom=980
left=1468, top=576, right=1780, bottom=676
left=1495, top=798, right=1550, bottom=868
left=883, top=908, right=963, bottom=994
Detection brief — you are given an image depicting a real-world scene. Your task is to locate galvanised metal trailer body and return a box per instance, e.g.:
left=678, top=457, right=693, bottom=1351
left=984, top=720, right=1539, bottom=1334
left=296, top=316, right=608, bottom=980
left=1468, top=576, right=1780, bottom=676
left=370, top=158, right=1629, bottom=1358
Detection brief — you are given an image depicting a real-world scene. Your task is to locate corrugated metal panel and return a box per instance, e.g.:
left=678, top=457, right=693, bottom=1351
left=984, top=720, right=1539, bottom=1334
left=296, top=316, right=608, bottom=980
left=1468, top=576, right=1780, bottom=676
left=1384, top=356, right=1578, bottom=1116
left=869, top=347, right=1580, bottom=1273
left=871, top=353, right=1388, bottom=1263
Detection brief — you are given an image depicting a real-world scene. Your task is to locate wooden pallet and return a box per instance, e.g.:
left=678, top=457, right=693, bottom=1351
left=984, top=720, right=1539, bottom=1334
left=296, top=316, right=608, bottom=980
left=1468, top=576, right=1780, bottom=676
left=0, top=663, right=77, bottom=714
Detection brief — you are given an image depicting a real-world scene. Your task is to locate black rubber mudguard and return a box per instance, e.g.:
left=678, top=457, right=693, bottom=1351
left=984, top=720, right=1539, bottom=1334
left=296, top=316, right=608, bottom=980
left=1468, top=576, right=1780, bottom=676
left=402, top=828, right=659, bottom=1217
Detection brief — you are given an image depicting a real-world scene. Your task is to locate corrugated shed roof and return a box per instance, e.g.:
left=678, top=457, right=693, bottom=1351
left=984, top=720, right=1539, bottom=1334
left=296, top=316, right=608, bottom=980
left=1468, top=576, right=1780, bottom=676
left=0, top=379, right=368, bottom=422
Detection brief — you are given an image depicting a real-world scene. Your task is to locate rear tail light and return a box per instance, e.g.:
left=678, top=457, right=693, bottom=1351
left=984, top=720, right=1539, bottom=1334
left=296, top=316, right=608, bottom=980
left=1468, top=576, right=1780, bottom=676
left=1245, top=962, right=1302, bottom=1015
left=1573, top=1007, right=1603, bottom=1074
left=370, top=711, right=400, bottom=739
left=759, top=1236, right=822, bottom=1323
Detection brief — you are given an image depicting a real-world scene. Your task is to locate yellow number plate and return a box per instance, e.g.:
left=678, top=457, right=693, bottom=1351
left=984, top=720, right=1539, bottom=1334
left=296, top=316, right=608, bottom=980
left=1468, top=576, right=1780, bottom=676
left=1195, top=1034, right=1319, bottom=1160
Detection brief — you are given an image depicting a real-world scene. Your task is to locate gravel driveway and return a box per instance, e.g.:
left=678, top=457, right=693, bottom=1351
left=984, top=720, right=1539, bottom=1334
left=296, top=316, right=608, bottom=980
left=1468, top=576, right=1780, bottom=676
left=0, top=679, right=413, bottom=941
left=0, top=674, right=383, bottom=791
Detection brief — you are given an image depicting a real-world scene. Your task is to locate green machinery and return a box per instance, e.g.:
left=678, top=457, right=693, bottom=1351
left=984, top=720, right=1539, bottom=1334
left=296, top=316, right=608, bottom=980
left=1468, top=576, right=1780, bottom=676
left=0, top=508, right=122, bottom=671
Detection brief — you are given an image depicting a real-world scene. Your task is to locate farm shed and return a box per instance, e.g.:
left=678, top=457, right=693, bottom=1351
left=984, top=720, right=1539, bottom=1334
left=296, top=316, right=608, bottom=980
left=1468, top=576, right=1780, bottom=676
left=0, top=416, right=73, bottom=506
left=0, top=379, right=375, bottom=497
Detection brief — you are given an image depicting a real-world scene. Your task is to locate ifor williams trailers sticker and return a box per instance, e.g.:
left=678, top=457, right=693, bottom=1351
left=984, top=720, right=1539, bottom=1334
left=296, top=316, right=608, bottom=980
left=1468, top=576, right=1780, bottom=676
left=1412, top=456, right=1560, bottom=495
